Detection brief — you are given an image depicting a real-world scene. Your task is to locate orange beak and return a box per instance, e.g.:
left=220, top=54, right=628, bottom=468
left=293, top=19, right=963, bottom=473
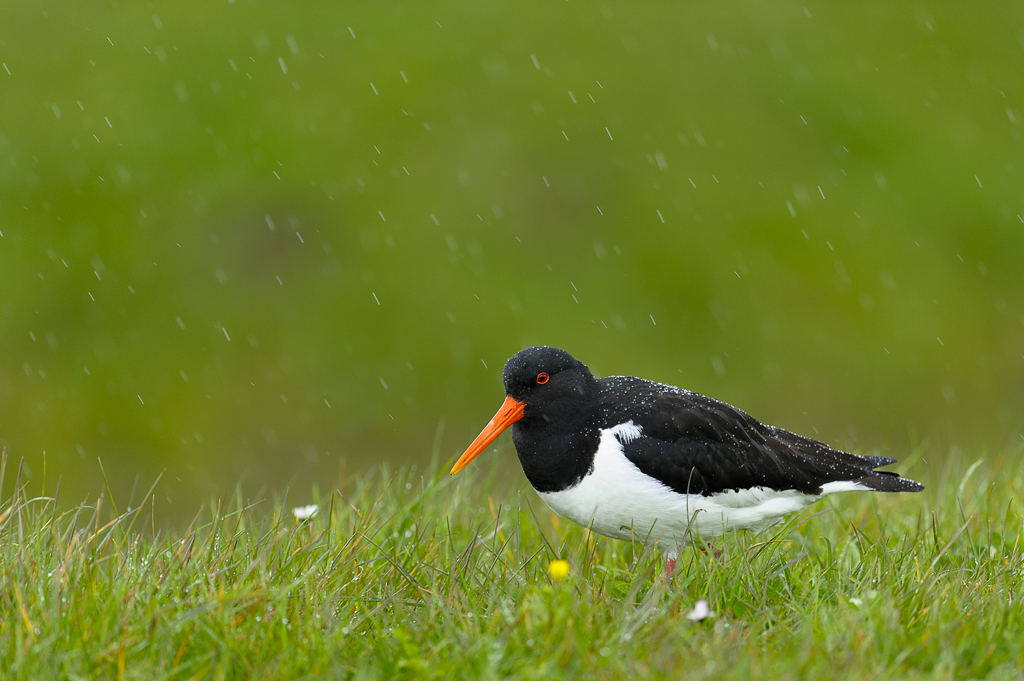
left=449, top=396, right=527, bottom=474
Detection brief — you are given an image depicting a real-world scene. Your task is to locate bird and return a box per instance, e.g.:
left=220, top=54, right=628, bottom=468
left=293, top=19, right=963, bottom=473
left=450, top=346, right=924, bottom=575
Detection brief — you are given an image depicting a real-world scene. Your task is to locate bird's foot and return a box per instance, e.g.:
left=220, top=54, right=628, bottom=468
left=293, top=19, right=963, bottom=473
left=664, top=558, right=677, bottom=578
left=697, top=541, right=723, bottom=560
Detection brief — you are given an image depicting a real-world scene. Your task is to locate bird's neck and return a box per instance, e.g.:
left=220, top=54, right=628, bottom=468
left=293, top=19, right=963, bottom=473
left=511, top=409, right=598, bottom=493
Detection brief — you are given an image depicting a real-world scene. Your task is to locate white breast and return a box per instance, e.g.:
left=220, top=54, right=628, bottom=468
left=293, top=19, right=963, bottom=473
left=536, top=422, right=834, bottom=559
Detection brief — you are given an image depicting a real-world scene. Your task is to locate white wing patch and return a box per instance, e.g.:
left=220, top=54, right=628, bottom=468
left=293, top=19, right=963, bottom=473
left=607, top=420, right=643, bottom=444
left=820, top=480, right=870, bottom=494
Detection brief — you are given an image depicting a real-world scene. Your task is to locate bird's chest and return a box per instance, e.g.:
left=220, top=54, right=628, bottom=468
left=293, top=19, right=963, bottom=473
left=534, top=427, right=682, bottom=541
left=512, top=419, right=599, bottom=494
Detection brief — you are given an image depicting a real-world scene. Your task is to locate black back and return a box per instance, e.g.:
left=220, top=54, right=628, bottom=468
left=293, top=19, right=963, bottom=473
left=596, top=376, right=923, bottom=496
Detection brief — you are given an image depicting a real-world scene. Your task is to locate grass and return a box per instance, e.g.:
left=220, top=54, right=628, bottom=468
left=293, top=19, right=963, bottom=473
left=1, top=445, right=1023, bottom=680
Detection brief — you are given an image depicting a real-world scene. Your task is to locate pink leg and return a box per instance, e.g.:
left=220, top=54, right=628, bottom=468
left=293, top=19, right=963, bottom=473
left=664, top=558, right=677, bottom=577
left=697, top=542, right=723, bottom=559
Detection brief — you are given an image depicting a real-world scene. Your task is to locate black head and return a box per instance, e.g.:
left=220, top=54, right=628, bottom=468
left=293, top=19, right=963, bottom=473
left=451, top=345, right=600, bottom=491
left=502, top=346, right=597, bottom=421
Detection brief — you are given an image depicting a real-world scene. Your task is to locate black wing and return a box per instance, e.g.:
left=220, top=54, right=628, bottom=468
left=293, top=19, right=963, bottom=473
left=596, top=376, right=923, bottom=497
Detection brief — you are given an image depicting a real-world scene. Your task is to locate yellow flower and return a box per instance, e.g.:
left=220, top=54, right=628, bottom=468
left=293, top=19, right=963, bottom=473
left=548, top=559, right=570, bottom=581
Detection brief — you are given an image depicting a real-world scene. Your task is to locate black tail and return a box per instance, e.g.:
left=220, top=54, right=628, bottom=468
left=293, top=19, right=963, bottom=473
left=857, top=464, right=924, bottom=493
left=771, top=427, right=924, bottom=494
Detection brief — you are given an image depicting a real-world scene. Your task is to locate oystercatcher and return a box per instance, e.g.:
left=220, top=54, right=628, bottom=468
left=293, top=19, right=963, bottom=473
left=450, top=346, right=923, bottom=573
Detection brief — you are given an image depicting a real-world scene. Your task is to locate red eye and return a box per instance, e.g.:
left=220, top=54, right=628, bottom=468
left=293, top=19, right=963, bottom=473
left=536, top=372, right=549, bottom=384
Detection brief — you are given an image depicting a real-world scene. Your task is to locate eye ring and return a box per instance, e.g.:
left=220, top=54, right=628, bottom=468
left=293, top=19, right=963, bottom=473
left=536, top=372, right=550, bottom=385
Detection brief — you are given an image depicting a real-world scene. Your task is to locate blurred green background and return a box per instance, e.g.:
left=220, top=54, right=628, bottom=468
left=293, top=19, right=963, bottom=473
left=1, top=1, right=1022, bottom=517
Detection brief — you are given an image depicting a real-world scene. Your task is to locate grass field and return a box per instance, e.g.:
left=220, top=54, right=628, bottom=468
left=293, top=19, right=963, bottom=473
left=2, top=444, right=1023, bottom=680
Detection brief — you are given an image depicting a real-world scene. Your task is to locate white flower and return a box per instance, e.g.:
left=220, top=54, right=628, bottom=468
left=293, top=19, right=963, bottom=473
left=292, top=504, right=319, bottom=520
left=686, top=600, right=714, bottom=622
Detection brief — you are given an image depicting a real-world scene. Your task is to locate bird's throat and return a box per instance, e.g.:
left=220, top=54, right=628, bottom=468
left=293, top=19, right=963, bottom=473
left=512, top=414, right=598, bottom=493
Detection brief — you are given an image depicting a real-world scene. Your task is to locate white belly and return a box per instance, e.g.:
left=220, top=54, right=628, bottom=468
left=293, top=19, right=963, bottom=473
left=535, top=423, right=849, bottom=559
